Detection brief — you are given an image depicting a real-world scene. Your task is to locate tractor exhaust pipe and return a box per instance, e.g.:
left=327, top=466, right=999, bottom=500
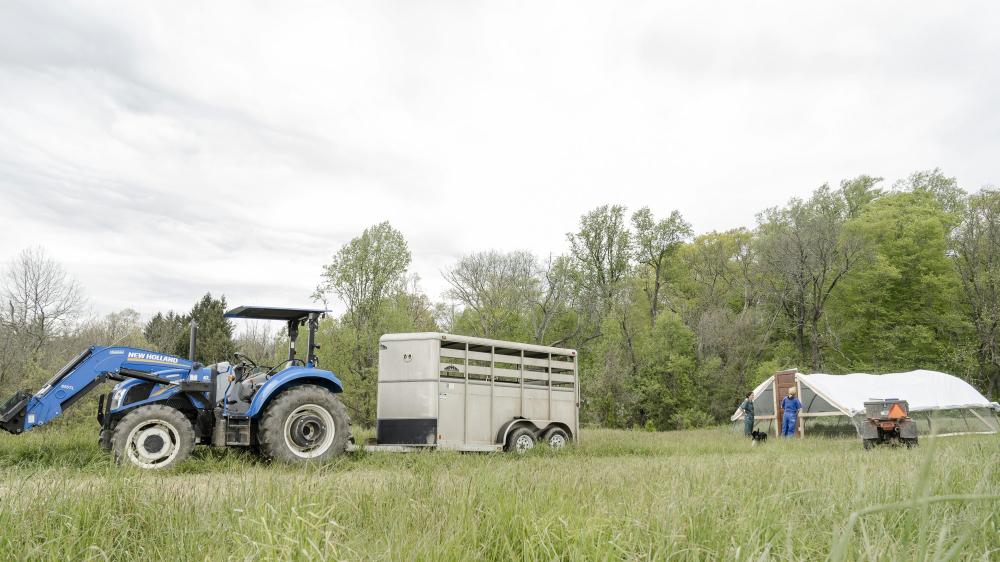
left=188, top=319, right=198, bottom=361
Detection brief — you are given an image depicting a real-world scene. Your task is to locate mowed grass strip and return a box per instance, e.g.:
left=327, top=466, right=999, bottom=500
left=0, top=426, right=997, bottom=561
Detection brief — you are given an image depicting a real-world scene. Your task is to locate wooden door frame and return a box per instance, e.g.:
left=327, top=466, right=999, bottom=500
left=773, top=369, right=798, bottom=437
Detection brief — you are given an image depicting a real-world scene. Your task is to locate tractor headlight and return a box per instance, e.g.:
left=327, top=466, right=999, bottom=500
left=111, top=388, right=127, bottom=409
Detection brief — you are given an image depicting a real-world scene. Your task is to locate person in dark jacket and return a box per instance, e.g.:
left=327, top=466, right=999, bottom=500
left=740, top=392, right=755, bottom=436
left=780, top=388, right=802, bottom=437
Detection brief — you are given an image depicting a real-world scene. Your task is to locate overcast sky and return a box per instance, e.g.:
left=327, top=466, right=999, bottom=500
left=1, top=1, right=998, bottom=318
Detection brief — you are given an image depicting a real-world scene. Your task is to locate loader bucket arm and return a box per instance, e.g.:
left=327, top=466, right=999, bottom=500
left=0, top=346, right=194, bottom=434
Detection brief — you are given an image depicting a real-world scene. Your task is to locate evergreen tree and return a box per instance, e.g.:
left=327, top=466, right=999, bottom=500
left=173, top=293, right=236, bottom=364
left=143, top=311, right=188, bottom=355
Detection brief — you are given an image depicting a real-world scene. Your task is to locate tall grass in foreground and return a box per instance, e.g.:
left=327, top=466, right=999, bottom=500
left=0, top=425, right=997, bottom=561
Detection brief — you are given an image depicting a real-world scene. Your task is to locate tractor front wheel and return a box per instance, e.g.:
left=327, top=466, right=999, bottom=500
left=257, top=385, right=350, bottom=463
left=111, top=405, right=195, bottom=469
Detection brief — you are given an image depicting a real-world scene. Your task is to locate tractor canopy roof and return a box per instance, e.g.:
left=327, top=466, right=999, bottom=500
left=224, top=306, right=328, bottom=322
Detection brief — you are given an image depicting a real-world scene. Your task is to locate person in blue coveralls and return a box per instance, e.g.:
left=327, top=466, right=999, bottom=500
left=780, top=387, right=802, bottom=437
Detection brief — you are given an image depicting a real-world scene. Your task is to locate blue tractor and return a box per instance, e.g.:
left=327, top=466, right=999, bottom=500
left=0, top=306, right=351, bottom=469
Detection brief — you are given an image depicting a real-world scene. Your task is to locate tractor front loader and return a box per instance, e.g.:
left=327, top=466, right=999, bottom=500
left=0, top=306, right=352, bottom=469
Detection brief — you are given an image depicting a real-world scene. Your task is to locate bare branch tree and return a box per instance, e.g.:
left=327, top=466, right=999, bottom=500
left=77, top=309, right=147, bottom=349
left=952, top=189, right=1000, bottom=399
left=0, top=247, right=85, bottom=355
left=443, top=250, right=539, bottom=338
left=235, top=321, right=277, bottom=364
left=756, top=183, right=872, bottom=370
left=530, top=254, right=574, bottom=344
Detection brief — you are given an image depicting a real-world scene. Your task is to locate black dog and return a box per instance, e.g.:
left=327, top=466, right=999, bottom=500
left=751, top=430, right=768, bottom=444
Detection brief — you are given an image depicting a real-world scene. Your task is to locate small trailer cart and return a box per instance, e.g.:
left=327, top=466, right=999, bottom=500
left=860, top=398, right=918, bottom=449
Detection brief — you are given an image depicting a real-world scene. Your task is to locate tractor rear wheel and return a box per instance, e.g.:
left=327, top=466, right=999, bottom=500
left=111, top=405, right=195, bottom=469
left=257, top=385, right=350, bottom=463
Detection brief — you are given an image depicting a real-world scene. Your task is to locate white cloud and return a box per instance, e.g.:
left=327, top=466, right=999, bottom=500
left=1, top=0, right=997, bottom=316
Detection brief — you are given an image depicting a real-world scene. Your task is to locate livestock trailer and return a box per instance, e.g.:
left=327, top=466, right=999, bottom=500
left=364, top=332, right=579, bottom=452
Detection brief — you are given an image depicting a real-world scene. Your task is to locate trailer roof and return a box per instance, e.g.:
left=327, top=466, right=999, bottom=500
left=379, top=332, right=576, bottom=356
left=224, top=306, right=328, bottom=321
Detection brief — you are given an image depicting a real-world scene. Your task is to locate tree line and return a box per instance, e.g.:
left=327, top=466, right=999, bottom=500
left=2, top=169, right=999, bottom=430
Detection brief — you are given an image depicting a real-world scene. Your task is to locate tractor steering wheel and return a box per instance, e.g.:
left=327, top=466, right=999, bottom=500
left=232, top=352, right=258, bottom=370
left=263, top=358, right=306, bottom=378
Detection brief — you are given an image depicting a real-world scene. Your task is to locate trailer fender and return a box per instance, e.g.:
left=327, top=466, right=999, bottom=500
left=541, top=422, right=574, bottom=441
left=496, top=418, right=541, bottom=446
left=246, top=367, right=344, bottom=418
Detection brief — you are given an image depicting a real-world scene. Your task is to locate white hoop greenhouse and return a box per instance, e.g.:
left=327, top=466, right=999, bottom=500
left=731, top=370, right=1000, bottom=438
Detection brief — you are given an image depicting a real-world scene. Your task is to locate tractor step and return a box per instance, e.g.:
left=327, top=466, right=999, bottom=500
left=225, top=416, right=252, bottom=446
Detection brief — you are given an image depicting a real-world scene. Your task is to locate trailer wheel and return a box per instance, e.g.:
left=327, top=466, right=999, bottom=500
left=862, top=438, right=877, bottom=450
left=258, top=384, right=349, bottom=463
left=542, top=427, right=570, bottom=450
left=506, top=427, right=536, bottom=453
left=111, top=405, right=195, bottom=470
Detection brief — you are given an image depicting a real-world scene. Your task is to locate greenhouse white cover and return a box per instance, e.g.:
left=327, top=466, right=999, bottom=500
left=732, top=369, right=996, bottom=423
left=799, top=370, right=993, bottom=416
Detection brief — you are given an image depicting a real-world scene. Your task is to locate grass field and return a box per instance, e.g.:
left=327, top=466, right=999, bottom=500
left=0, top=423, right=997, bottom=561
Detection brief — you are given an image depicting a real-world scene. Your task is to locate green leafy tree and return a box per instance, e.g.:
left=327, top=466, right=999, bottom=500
left=894, top=168, right=966, bottom=219
left=841, top=175, right=884, bottom=218
left=568, top=205, right=632, bottom=317
left=830, top=191, right=971, bottom=373
left=566, top=204, right=635, bottom=382
left=631, top=311, right=698, bottom=429
left=631, top=207, right=692, bottom=325
left=314, top=221, right=411, bottom=332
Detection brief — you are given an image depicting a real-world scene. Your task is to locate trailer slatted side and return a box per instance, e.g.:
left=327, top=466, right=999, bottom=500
left=377, top=333, right=579, bottom=451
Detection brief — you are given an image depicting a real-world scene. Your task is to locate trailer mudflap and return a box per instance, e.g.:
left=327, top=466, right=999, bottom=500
left=0, top=390, right=32, bottom=434
left=376, top=418, right=437, bottom=445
